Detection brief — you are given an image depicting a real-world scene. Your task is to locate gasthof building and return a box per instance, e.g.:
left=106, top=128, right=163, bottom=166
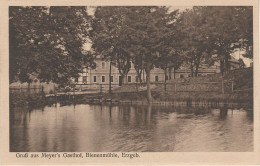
left=74, top=56, right=226, bottom=90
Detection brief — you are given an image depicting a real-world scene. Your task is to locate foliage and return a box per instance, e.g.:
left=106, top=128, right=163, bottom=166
left=91, top=6, right=180, bottom=102
left=126, top=7, right=174, bottom=102
left=176, top=7, right=211, bottom=77
left=9, top=6, right=94, bottom=85
left=175, top=6, right=253, bottom=76
left=90, top=7, right=132, bottom=84
left=199, top=6, right=253, bottom=73
left=233, top=7, right=253, bottom=59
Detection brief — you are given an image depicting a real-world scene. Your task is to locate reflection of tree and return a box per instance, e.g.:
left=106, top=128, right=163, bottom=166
left=100, top=104, right=103, bottom=116
left=246, top=109, right=253, bottom=122
left=219, top=107, right=228, bottom=119
left=193, top=107, right=209, bottom=115
left=146, top=104, right=152, bottom=127
left=122, top=105, right=131, bottom=126
left=10, top=108, right=29, bottom=151
left=109, top=105, right=112, bottom=118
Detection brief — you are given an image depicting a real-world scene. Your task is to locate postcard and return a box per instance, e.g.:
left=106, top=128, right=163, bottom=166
left=1, top=0, right=259, bottom=165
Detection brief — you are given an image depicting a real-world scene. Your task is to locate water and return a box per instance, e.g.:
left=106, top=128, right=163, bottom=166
left=10, top=103, right=253, bottom=152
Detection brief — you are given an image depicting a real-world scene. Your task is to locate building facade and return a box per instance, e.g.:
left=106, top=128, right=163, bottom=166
left=74, top=56, right=223, bottom=90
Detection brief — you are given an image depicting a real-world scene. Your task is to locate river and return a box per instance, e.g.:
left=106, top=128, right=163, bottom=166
left=10, top=103, right=253, bottom=152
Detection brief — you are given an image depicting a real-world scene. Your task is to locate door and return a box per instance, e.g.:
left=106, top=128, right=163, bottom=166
left=119, top=76, right=122, bottom=86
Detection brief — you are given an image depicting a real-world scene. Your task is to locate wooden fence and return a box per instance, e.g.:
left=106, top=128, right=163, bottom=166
left=72, top=80, right=253, bottom=94
left=10, top=81, right=252, bottom=96
left=9, top=83, right=55, bottom=94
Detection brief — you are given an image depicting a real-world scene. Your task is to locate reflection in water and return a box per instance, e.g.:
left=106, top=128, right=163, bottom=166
left=10, top=104, right=253, bottom=152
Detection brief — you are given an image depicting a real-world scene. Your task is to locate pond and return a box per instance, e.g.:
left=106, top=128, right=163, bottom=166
left=10, top=103, right=253, bottom=152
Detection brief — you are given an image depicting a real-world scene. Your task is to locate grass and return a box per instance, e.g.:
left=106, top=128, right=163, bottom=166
left=100, top=67, right=253, bottom=105
left=9, top=91, right=58, bottom=108
left=10, top=67, right=253, bottom=107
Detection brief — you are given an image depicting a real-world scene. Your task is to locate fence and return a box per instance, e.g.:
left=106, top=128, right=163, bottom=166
left=9, top=83, right=55, bottom=94
left=89, top=80, right=252, bottom=94
left=152, top=81, right=228, bottom=93
left=72, top=80, right=249, bottom=94
left=74, top=83, right=120, bottom=92
left=10, top=80, right=252, bottom=96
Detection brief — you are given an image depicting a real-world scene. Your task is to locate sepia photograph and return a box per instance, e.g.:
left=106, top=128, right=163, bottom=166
left=1, top=1, right=259, bottom=164
left=8, top=6, right=254, bottom=153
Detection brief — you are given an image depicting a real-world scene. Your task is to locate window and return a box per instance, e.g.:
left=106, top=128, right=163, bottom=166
left=180, top=74, right=184, bottom=78
left=155, top=76, right=159, bottom=82
left=83, top=76, right=87, bottom=83
left=75, top=77, right=78, bottom=83
left=166, top=75, right=168, bottom=80
left=128, top=76, right=131, bottom=83
left=110, top=76, right=114, bottom=82
left=102, top=76, right=105, bottom=82
left=93, top=76, right=97, bottom=83
left=136, top=76, right=139, bottom=82
left=102, top=62, right=105, bottom=69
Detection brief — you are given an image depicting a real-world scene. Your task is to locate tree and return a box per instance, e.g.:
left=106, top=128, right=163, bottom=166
left=90, top=7, right=132, bottom=87
left=9, top=6, right=94, bottom=85
left=177, top=7, right=210, bottom=77
left=155, top=9, right=180, bottom=90
left=199, top=6, right=253, bottom=74
left=133, top=53, right=145, bottom=83
left=91, top=6, right=175, bottom=103
left=175, top=6, right=253, bottom=76
left=127, top=7, right=173, bottom=103
left=239, top=58, right=246, bottom=69
left=234, top=7, right=253, bottom=59
left=168, top=50, right=184, bottom=79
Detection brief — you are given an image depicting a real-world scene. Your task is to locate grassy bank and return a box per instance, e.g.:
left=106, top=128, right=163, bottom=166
left=10, top=67, right=253, bottom=108
left=83, top=67, right=253, bottom=106
left=9, top=91, right=57, bottom=108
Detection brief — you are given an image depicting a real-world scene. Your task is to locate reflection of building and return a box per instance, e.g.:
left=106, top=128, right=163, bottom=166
left=74, top=56, right=226, bottom=90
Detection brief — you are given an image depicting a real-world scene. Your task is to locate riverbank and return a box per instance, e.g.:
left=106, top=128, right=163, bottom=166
left=79, top=67, right=253, bottom=107
left=10, top=67, right=253, bottom=108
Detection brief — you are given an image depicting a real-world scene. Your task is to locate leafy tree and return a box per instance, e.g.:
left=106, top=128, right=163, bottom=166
left=9, top=6, right=94, bottom=85
left=90, top=7, right=132, bottom=87
left=234, top=7, right=253, bottom=59
left=126, top=6, right=173, bottom=102
left=177, top=7, right=210, bottom=77
left=176, top=6, right=253, bottom=76
left=199, top=6, right=253, bottom=74
left=133, top=53, right=145, bottom=83
left=168, top=50, right=184, bottom=79
left=155, top=9, right=179, bottom=90
left=91, top=6, right=177, bottom=102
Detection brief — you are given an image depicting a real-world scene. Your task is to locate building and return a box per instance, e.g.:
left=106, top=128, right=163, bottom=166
left=74, top=56, right=223, bottom=90
left=75, top=56, right=165, bottom=90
